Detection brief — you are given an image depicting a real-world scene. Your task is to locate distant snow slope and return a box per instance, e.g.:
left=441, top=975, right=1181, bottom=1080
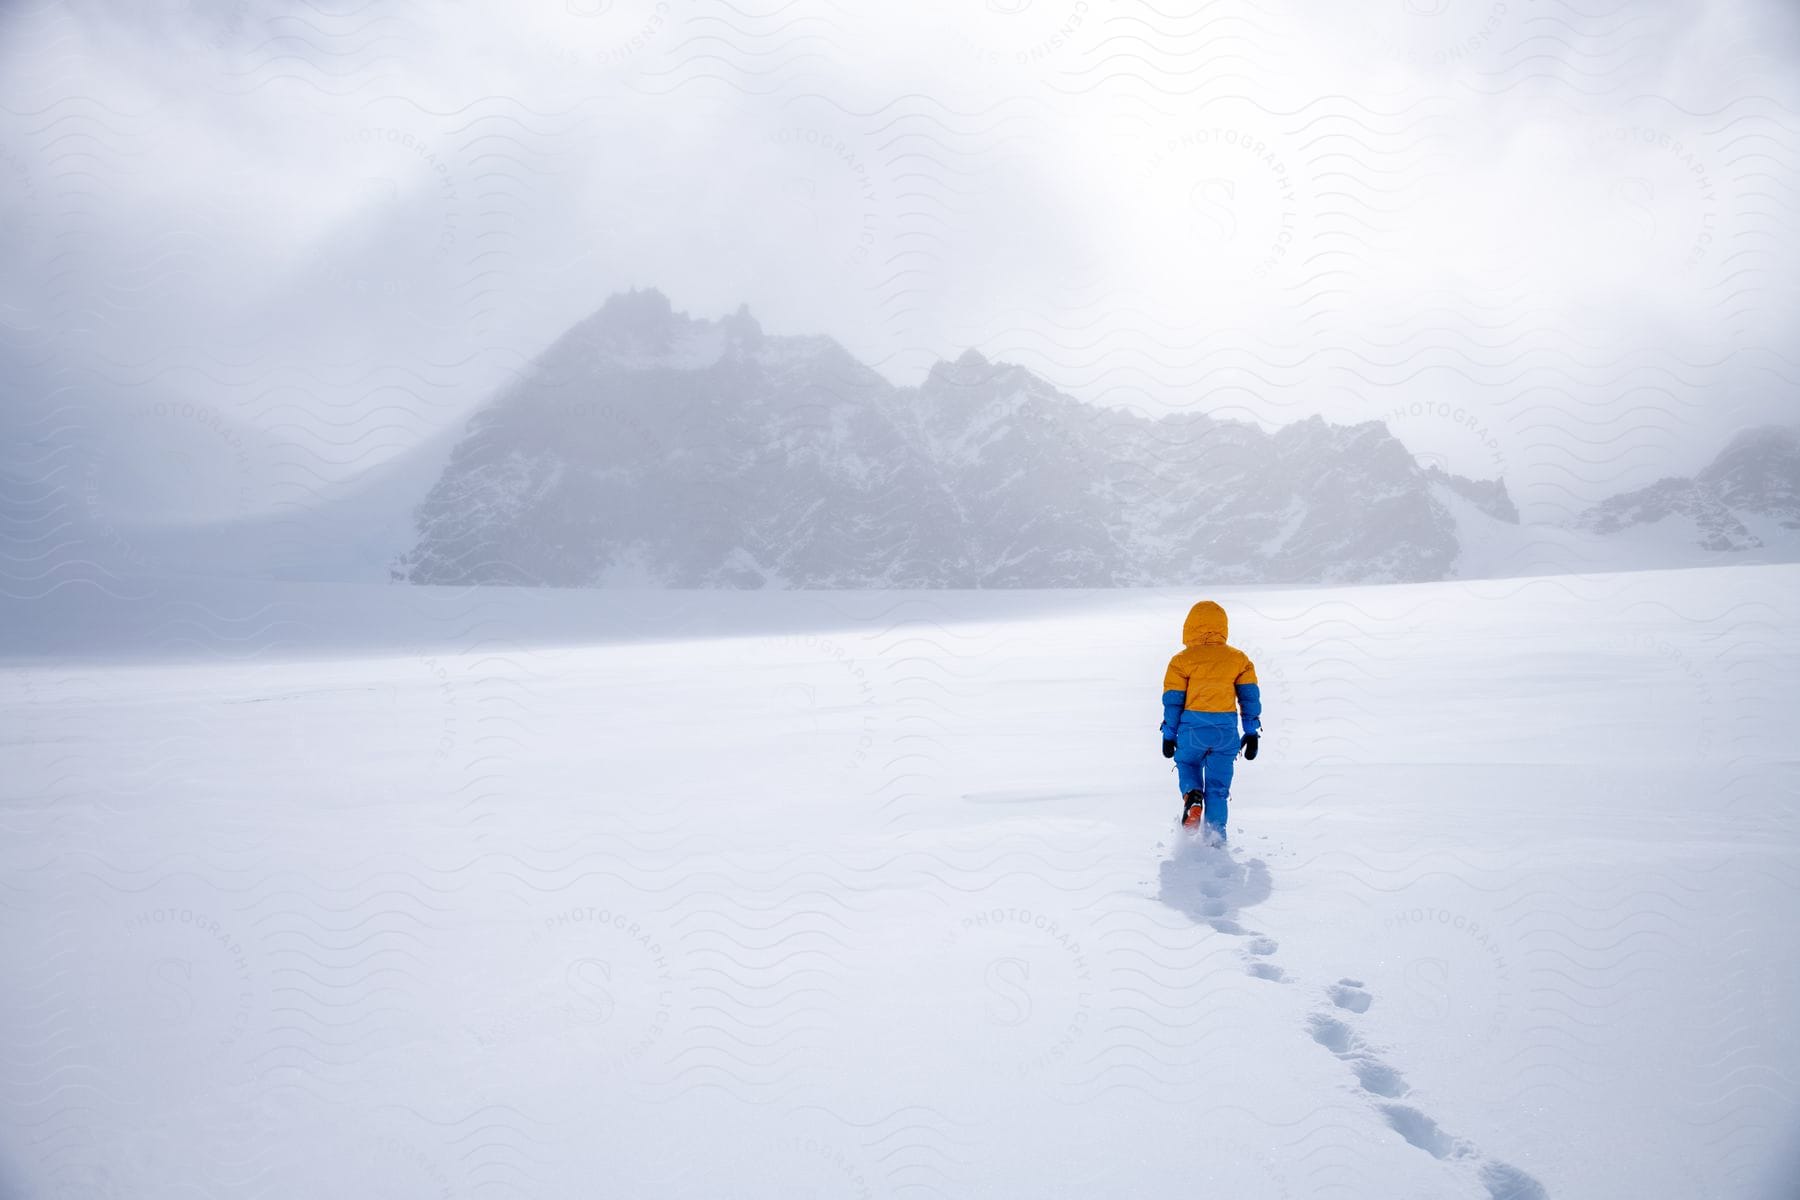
left=1573, top=424, right=1800, bottom=558
left=3, top=565, right=1795, bottom=1197
left=1433, top=426, right=1800, bottom=581
left=0, top=391, right=464, bottom=591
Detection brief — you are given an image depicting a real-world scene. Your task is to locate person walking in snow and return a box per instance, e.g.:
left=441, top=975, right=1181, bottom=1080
left=1160, top=600, right=1261, bottom=842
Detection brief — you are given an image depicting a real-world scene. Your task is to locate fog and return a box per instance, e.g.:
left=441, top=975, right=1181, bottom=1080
left=1, top=0, right=1796, bottom=531
left=4, top=8, right=1800, bottom=1196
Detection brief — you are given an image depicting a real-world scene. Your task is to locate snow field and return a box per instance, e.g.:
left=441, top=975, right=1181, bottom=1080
left=1, top=565, right=1796, bottom=1197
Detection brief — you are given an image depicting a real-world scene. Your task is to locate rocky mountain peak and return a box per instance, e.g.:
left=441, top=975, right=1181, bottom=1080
left=1695, top=424, right=1800, bottom=520
left=1425, top=464, right=1520, bottom=524
left=396, top=291, right=1522, bottom=588
left=924, top=347, right=1017, bottom=394
left=590, top=286, right=676, bottom=336
left=1575, top=424, right=1800, bottom=551
left=536, top=289, right=788, bottom=379
left=721, top=302, right=764, bottom=345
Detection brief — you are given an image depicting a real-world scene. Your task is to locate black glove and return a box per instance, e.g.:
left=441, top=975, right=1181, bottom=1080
left=1162, top=738, right=1176, bottom=759
left=1241, top=733, right=1259, bottom=760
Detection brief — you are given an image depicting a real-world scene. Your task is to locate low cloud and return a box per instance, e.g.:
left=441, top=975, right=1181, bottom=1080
left=1, top=0, right=1795, bottom=525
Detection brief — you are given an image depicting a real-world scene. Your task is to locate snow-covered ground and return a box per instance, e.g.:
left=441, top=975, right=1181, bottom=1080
left=2, top=566, right=1797, bottom=1199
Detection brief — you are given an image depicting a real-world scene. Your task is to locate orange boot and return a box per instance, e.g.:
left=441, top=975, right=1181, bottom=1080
left=1181, top=790, right=1204, bottom=829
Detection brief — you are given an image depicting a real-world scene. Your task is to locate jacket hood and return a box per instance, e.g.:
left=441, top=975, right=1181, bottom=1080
left=1183, top=600, right=1228, bottom=647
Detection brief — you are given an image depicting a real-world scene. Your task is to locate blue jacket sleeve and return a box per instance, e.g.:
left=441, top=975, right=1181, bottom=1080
left=1160, top=654, right=1188, bottom=741
left=1235, top=658, right=1262, bottom=736
left=1161, top=691, right=1186, bottom=740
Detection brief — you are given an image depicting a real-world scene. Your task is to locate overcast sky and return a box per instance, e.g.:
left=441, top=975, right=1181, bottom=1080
left=1, top=0, right=1796, bottom=529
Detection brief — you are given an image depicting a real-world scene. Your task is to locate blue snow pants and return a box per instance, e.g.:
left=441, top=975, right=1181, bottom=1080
left=1174, top=722, right=1238, bottom=835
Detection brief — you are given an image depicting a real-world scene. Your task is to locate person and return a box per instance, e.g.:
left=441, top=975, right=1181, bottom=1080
left=1159, top=600, right=1261, bottom=842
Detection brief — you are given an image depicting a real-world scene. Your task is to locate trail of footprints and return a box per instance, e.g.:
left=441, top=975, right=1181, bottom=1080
left=1304, top=981, right=1548, bottom=1199
left=1188, top=851, right=1549, bottom=1200
left=1185, top=849, right=1285, bottom=980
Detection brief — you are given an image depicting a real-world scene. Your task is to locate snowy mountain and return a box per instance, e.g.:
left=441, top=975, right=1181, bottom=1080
left=1423, top=463, right=1519, bottom=524
left=396, top=290, right=1517, bottom=588
left=1575, top=424, right=1800, bottom=554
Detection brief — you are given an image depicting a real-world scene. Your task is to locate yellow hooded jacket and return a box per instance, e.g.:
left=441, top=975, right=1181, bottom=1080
left=1160, top=600, right=1262, bottom=749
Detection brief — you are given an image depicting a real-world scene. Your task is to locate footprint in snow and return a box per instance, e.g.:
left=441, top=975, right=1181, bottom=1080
left=1155, top=842, right=1285, bottom=983
left=1380, top=1104, right=1465, bottom=1159
left=1349, top=1058, right=1407, bottom=1098
left=1480, top=1163, right=1551, bottom=1200
left=1306, top=984, right=1550, bottom=1200
left=1308, top=1015, right=1412, bottom=1098
left=1307, top=1013, right=1354, bottom=1054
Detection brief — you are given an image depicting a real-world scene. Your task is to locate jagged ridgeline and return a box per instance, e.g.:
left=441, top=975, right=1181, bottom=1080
left=395, top=289, right=1517, bottom=587
left=1575, top=425, right=1800, bottom=552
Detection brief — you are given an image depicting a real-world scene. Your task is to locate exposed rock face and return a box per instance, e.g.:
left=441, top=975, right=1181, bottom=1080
left=396, top=290, right=1513, bottom=588
left=1575, top=426, right=1800, bottom=552
left=1425, top=464, right=1520, bottom=524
